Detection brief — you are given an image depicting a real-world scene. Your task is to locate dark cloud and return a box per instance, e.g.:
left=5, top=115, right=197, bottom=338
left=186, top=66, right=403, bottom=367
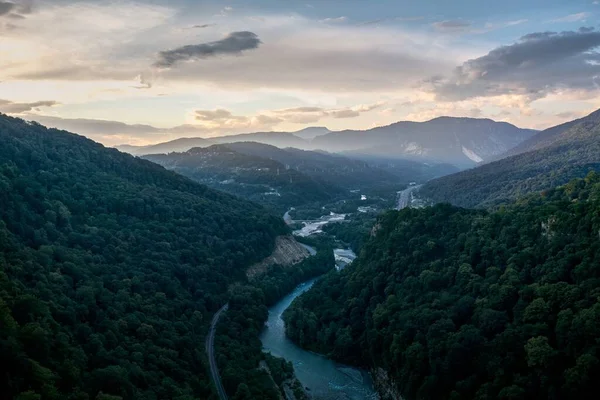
left=520, top=31, right=556, bottom=41
left=428, top=28, right=600, bottom=101
left=0, top=0, right=33, bottom=19
left=0, top=99, right=59, bottom=113
left=433, top=19, right=471, bottom=32
left=0, top=1, right=14, bottom=16
left=154, top=31, right=261, bottom=68
left=192, top=23, right=216, bottom=29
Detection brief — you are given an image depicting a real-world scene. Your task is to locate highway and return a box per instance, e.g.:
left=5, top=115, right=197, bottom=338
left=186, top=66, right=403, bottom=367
left=396, top=185, right=422, bottom=210
left=206, top=304, right=229, bottom=400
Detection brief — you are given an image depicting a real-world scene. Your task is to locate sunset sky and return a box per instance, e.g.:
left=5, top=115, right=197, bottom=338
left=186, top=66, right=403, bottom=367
left=1, top=0, right=600, bottom=145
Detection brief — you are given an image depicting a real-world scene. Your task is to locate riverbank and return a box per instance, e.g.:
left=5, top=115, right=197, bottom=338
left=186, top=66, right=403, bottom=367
left=212, top=246, right=336, bottom=399
left=260, top=279, right=378, bottom=400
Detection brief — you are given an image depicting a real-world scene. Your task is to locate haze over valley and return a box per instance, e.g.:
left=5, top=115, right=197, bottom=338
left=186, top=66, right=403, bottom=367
left=2, top=1, right=600, bottom=400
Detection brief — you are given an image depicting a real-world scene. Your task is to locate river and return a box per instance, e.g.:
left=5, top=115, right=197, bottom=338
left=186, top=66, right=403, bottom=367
left=291, top=212, right=347, bottom=237
left=260, top=279, right=378, bottom=400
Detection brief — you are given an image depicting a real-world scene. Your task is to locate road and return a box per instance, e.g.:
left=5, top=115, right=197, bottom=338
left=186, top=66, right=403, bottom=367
left=206, top=304, right=229, bottom=400
left=396, top=185, right=422, bottom=210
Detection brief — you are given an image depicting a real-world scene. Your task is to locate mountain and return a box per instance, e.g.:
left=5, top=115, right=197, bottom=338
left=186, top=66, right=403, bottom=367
left=419, top=109, right=600, bottom=208
left=213, top=131, right=309, bottom=149
left=285, top=174, right=600, bottom=400
left=291, top=126, right=331, bottom=140
left=144, top=144, right=340, bottom=211
left=116, top=136, right=215, bottom=155
left=313, top=117, right=536, bottom=166
left=116, top=118, right=533, bottom=167
left=144, top=142, right=456, bottom=212
left=0, top=115, right=286, bottom=399
left=496, top=109, right=600, bottom=160
left=219, top=142, right=408, bottom=188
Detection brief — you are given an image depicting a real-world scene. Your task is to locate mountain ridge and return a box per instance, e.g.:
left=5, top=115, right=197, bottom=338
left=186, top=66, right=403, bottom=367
left=419, top=108, right=600, bottom=208
left=117, top=117, right=536, bottom=167
left=0, top=113, right=286, bottom=399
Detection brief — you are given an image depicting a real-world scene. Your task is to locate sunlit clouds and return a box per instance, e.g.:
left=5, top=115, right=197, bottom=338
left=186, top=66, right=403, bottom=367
left=0, top=0, right=599, bottom=145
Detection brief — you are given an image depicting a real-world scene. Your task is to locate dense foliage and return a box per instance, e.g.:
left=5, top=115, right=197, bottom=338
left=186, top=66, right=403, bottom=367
left=285, top=173, right=600, bottom=400
left=253, top=246, right=335, bottom=306
left=0, top=115, right=287, bottom=399
left=220, top=142, right=413, bottom=189
left=144, top=144, right=340, bottom=212
left=145, top=141, right=443, bottom=214
left=216, top=248, right=333, bottom=399
left=321, top=212, right=375, bottom=252
left=420, top=112, right=600, bottom=208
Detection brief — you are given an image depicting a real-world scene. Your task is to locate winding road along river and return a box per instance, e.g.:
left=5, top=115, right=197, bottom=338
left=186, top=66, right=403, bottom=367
left=260, top=279, right=378, bottom=400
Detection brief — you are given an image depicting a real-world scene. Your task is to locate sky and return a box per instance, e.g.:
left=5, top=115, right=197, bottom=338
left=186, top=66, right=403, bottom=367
left=1, top=0, right=600, bottom=146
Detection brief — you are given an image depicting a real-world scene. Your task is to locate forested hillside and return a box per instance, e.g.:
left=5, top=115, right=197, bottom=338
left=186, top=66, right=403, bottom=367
left=419, top=109, right=600, bottom=208
left=312, top=117, right=535, bottom=166
left=0, top=114, right=287, bottom=399
left=144, top=144, right=340, bottom=211
left=221, top=142, right=404, bottom=189
left=285, top=173, right=600, bottom=400
left=497, top=109, right=600, bottom=160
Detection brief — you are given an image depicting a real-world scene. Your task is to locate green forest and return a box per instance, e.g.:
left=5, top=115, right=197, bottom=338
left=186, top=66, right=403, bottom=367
left=420, top=115, right=600, bottom=209
left=0, top=114, right=288, bottom=399
left=215, top=248, right=334, bottom=399
left=285, top=173, right=600, bottom=400
left=144, top=145, right=341, bottom=212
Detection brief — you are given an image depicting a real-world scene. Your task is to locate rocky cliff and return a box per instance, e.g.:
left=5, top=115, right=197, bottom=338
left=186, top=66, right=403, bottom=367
left=247, top=236, right=311, bottom=279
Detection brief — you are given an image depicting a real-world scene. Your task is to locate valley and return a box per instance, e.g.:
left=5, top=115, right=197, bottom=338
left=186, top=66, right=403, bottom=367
left=3, top=105, right=600, bottom=400
left=4, top=2, right=600, bottom=399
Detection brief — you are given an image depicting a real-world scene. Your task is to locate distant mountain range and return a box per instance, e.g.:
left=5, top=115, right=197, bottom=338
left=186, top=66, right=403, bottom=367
left=144, top=144, right=340, bottom=210
left=117, top=117, right=536, bottom=167
left=143, top=142, right=456, bottom=211
left=290, top=126, right=331, bottom=140
left=314, top=117, right=536, bottom=166
left=419, top=109, right=600, bottom=208
left=118, top=137, right=215, bottom=155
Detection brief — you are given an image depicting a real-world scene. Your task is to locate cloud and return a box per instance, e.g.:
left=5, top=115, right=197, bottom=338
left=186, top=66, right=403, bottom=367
left=353, top=102, right=385, bottom=112
left=555, top=111, right=582, bottom=119
left=480, top=19, right=528, bottom=33
left=193, top=108, right=284, bottom=130
left=273, top=107, right=324, bottom=114
left=427, top=28, right=600, bottom=102
left=195, top=108, right=240, bottom=121
left=24, top=115, right=213, bottom=145
left=0, top=99, right=59, bottom=113
left=267, top=101, right=384, bottom=123
left=329, top=109, right=359, bottom=118
left=505, top=19, right=528, bottom=26
left=319, top=16, right=347, bottom=23
left=356, top=16, right=423, bottom=26
left=2, top=1, right=175, bottom=82
left=3, top=8, right=451, bottom=94
left=131, top=74, right=152, bottom=89
left=0, top=1, right=14, bottom=16
left=549, top=12, right=590, bottom=23
left=191, top=23, right=215, bottom=29
left=154, top=31, right=262, bottom=67
left=433, top=19, right=471, bottom=32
